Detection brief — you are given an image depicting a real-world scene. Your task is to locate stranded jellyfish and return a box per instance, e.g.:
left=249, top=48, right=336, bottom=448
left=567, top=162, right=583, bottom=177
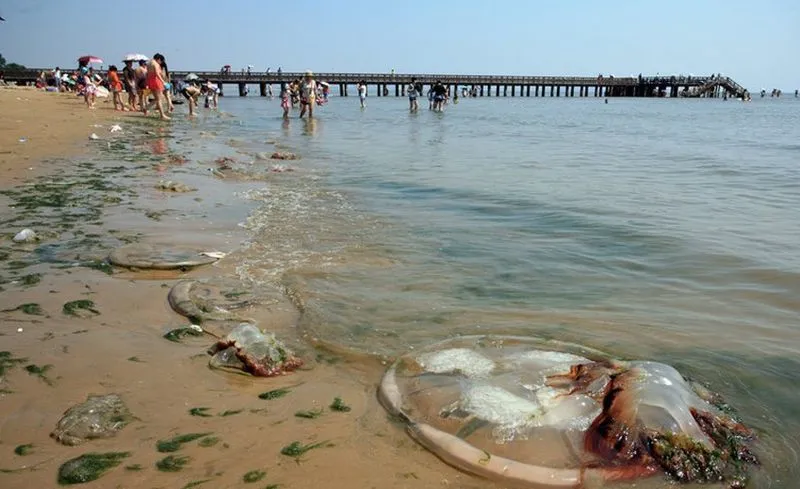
left=378, top=336, right=759, bottom=488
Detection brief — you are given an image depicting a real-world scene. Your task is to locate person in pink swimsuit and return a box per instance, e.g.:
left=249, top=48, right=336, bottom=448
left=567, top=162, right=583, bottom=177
left=146, top=53, right=170, bottom=120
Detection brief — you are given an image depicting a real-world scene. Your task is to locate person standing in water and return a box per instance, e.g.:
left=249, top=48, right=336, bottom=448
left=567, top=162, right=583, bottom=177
left=357, top=80, right=367, bottom=108
left=299, top=70, right=317, bottom=118
left=432, top=81, right=447, bottom=112
left=407, top=77, right=419, bottom=112
left=181, top=80, right=202, bottom=116
left=146, top=53, right=170, bottom=120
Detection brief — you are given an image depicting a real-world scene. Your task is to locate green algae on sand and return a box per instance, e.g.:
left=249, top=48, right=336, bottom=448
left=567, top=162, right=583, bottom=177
left=243, top=470, right=266, bottom=483
left=57, top=452, right=130, bottom=485
left=155, top=454, right=190, bottom=472
left=62, top=300, right=99, bottom=317
left=258, top=387, right=291, bottom=400
left=156, top=432, right=212, bottom=453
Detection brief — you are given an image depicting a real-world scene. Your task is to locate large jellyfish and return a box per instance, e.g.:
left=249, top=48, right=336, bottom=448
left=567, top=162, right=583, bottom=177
left=378, top=336, right=759, bottom=488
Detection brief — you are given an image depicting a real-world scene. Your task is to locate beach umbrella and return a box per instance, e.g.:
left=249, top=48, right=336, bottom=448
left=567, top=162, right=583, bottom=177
left=123, top=53, right=147, bottom=62
left=185, top=73, right=199, bottom=81
left=78, top=55, right=103, bottom=65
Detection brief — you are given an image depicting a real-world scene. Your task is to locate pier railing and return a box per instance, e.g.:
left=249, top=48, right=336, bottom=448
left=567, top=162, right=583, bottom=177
left=3, top=70, right=746, bottom=99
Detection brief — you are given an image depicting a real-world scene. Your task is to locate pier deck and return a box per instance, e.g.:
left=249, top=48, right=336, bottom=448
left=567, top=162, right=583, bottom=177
left=4, top=70, right=749, bottom=99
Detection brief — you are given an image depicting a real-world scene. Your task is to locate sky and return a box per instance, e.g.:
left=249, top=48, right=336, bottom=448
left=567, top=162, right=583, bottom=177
left=0, top=0, right=798, bottom=90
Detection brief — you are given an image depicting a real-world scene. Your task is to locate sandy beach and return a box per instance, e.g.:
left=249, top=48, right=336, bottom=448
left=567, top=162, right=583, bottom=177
left=0, top=89, right=495, bottom=489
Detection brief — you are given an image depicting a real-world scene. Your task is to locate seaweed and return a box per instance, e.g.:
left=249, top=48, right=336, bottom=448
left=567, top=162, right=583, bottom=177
left=25, top=364, right=54, bottom=385
left=219, top=409, right=243, bottom=417
left=124, top=464, right=143, bottom=471
left=127, top=356, right=143, bottom=363
left=198, top=436, right=220, bottom=448
left=280, top=440, right=331, bottom=458
left=155, top=454, right=190, bottom=472
left=189, top=407, right=212, bottom=417
left=156, top=432, right=212, bottom=453
left=294, top=409, right=323, bottom=419
left=14, top=444, right=33, bottom=456
left=62, top=300, right=99, bottom=317
left=1, top=303, right=43, bottom=315
left=164, top=327, right=203, bottom=343
left=243, top=470, right=266, bottom=483
left=82, top=260, right=114, bottom=275
left=183, top=480, right=212, bottom=489
left=329, top=397, right=351, bottom=412
left=19, top=273, right=41, bottom=286
left=0, top=351, right=28, bottom=376
left=57, top=452, right=130, bottom=485
left=258, top=388, right=290, bottom=400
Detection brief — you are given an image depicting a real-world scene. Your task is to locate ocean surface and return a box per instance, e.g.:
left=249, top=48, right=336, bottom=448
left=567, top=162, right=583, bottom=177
left=168, top=94, right=799, bottom=487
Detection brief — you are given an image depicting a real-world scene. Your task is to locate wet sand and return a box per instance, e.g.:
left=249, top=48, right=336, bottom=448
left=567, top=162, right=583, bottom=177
left=0, top=89, right=497, bottom=488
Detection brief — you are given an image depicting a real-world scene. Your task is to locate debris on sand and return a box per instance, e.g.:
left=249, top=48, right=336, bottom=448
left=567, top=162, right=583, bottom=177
left=51, top=394, right=133, bottom=446
left=155, top=180, right=195, bottom=193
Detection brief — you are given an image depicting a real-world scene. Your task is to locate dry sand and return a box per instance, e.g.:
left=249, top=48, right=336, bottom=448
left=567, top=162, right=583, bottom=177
left=0, top=88, right=498, bottom=489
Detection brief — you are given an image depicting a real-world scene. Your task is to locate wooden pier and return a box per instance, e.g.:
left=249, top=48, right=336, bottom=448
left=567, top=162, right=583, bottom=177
left=4, top=70, right=749, bottom=99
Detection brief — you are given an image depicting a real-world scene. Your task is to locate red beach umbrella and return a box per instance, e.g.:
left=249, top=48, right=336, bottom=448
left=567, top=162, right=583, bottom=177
left=78, top=55, right=103, bottom=65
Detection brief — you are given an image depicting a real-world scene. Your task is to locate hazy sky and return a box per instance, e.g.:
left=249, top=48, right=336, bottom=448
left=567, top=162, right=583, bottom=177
left=1, top=0, right=797, bottom=90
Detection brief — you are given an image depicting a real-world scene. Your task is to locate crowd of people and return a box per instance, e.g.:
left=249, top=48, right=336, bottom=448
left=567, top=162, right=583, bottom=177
left=28, top=59, right=477, bottom=120
left=33, top=53, right=223, bottom=120
left=280, top=71, right=329, bottom=118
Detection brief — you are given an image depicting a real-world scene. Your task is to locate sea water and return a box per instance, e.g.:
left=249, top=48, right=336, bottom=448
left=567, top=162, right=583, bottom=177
left=165, top=94, right=800, bottom=487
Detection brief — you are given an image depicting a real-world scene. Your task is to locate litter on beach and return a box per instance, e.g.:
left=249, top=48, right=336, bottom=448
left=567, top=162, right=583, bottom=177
left=109, top=124, right=122, bottom=133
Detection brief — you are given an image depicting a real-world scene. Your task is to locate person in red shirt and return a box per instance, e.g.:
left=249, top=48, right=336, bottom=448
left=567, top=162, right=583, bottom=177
left=107, top=65, right=124, bottom=111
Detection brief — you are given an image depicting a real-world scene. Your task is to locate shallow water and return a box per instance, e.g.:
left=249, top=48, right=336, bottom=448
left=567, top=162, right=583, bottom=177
left=145, top=95, right=800, bottom=487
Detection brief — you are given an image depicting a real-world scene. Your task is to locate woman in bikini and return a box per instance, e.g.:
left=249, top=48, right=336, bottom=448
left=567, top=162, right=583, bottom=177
left=146, top=53, right=170, bottom=120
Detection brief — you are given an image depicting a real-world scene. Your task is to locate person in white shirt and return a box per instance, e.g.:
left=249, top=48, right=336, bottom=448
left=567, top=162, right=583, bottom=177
left=357, top=80, right=367, bottom=108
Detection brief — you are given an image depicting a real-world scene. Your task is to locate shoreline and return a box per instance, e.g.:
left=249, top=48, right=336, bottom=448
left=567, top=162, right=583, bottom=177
left=0, top=88, right=493, bottom=488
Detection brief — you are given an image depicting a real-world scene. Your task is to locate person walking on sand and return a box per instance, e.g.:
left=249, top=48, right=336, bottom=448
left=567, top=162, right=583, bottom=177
left=107, top=65, right=124, bottom=111
left=134, top=59, right=148, bottom=112
left=299, top=70, right=317, bottom=118
left=80, top=66, right=98, bottom=109
left=122, top=59, right=137, bottom=110
left=146, top=53, right=170, bottom=120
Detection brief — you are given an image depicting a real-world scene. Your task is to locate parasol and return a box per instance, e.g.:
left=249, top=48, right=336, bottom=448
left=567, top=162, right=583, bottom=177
left=318, top=81, right=330, bottom=87
left=185, top=73, right=199, bottom=81
left=123, top=53, right=148, bottom=62
left=78, top=55, right=103, bottom=65
left=223, top=64, right=231, bottom=69
left=247, top=64, right=254, bottom=68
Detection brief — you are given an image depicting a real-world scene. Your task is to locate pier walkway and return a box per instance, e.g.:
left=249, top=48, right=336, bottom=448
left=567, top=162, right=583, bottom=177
left=4, top=70, right=749, bottom=99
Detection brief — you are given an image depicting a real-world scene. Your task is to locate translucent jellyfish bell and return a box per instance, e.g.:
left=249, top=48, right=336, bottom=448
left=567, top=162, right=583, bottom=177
left=379, top=335, right=760, bottom=488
